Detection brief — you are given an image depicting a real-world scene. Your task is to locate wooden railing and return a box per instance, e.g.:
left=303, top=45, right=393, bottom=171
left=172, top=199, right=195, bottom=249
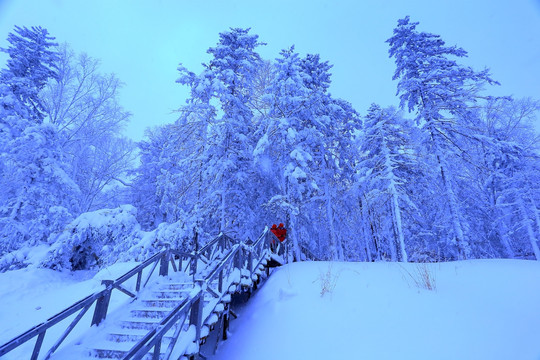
left=0, top=229, right=272, bottom=360
left=126, top=230, right=273, bottom=360
left=0, top=248, right=193, bottom=360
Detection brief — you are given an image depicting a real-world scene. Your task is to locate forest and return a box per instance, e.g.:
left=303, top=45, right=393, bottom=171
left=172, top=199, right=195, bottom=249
left=1, top=17, right=539, bottom=271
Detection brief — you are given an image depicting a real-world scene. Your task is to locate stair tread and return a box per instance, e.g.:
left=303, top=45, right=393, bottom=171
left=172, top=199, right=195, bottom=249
left=122, top=318, right=162, bottom=324
left=131, top=307, right=171, bottom=311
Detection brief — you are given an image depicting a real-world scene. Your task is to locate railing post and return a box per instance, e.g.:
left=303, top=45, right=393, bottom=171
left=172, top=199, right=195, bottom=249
left=30, top=331, right=45, bottom=360
left=234, top=248, right=242, bottom=270
left=247, top=248, right=253, bottom=278
left=219, top=234, right=225, bottom=252
left=136, top=270, right=142, bottom=292
left=218, top=270, right=223, bottom=293
left=190, top=282, right=204, bottom=347
left=159, top=246, right=170, bottom=277
left=91, top=280, right=113, bottom=326
left=190, top=253, right=198, bottom=278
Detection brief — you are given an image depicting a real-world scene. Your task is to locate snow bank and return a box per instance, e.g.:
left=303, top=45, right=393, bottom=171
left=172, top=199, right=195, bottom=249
left=211, top=260, right=540, bottom=360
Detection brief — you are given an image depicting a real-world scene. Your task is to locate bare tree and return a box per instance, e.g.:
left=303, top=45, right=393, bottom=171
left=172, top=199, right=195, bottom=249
left=41, top=44, right=136, bottom=212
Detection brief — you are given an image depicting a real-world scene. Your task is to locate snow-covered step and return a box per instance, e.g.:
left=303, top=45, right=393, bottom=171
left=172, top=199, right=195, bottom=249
left=92, top=344, right=166, bottom=360
left=152, top=290, right=188, bottom=299
left=120, top=318, right=161, bottom=330
left=106, top=327, right=175, bottom=342
left=141, top=298, right=185, bottom=308
left=165, top=282, right=193, bottom=290
left=91, top=340, right=139, bottom=358
left=130, top=308, right=171, bottom=319
left=106, top=333, right=176, bottom=347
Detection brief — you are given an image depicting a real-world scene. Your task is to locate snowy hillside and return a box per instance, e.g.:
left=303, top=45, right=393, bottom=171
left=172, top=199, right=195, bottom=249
left=210, top=260, right=540, bottom=360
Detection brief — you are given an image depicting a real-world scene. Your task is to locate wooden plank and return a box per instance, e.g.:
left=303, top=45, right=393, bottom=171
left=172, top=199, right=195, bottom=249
left=0, top=290, right=104, bottom=356
left=143, top=258, right=160, bottom=288
left=43, top=304, right=92, bottom=360
left=113, top=284, right=136, bottom=298
left=136, top=270, right=142, bottom=292
left=30, top=331, right=45, bottom=360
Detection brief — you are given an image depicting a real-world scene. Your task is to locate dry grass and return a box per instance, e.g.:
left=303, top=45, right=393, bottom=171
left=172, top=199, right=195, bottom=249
left=316, top=264, right=340, bottom=297
left=401, top=263, right=437, bottom=291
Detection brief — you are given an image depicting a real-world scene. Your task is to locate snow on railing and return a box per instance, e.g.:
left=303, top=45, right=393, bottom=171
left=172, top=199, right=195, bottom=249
left=0, top=230, right=273, bottom=360
left=0, top=247, right=190, bottom=359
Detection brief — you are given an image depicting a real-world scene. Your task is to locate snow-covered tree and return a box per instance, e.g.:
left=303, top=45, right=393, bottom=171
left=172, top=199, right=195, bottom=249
left=0, top=26, right=74, bottom=256
left=254, top=47, right=358, bottom=260
left=355, top=104, right=411, bottom=262
left=0, top=123, right=80, bottom=253
left=131, top=126, right=170, bottom=230
left=1, top=26, right=58, bottom=123
left=171, top=28, right=266, bottom=242
left=41, top=45, right=135, bottom=212
left=387, top=16, right=498, bottom=260
left=470, top=98, right=540, bottom=259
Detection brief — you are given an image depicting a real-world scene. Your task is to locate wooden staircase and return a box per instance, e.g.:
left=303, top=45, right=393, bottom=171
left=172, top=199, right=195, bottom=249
left=0, top=229, right=289, bottom=360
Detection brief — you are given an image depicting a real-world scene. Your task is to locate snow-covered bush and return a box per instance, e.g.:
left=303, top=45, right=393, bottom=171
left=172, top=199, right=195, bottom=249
left=120, top=220, right=194, bottom=262
left=39, top=205, right=197, bottom=271
left=0, top=244, right=51, bottom=272
left=41, top=205, right=142, bottom=270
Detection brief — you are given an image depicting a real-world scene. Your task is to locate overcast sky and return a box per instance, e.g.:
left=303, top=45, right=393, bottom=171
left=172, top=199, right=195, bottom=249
left=1, top=0, right=539, bottom=140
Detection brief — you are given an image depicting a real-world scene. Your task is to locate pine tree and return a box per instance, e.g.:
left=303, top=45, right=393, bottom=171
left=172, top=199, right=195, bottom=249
left=0, top=27, right=76, bottom=256
left=254, top=47, right=357, bottom=260
left=1, top=26, right=58, bottom=122
left=357, top=104, right=411, bottom=261
left=169, top=28, right=266, bottom=243
left=387, top=16, right=498, bottom=260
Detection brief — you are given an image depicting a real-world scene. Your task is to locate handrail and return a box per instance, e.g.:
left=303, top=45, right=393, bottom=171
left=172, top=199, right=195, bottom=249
left=113, top=250, right=164, bottom=284
left=0, top=228, right=277, bottom=360
left=124, top=290, right=201, bottom=360
left=252, top=226, right=269, bottom=248
left=0, top=290, right=106, bottom=357
left=128, top=241, right=245, bottom=360
left=204, top=244, right=241, bottom=284
left=0, top=247, right=176, bottom=359
left=198, top=233, right=225, bottom=255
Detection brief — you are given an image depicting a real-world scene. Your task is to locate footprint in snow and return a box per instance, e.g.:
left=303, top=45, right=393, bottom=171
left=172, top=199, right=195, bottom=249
left=278, top=287, right=298, bottom=301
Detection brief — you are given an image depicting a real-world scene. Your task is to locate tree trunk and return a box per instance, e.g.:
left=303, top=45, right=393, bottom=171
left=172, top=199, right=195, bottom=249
left=289, top=213, right=301, bottom=262
left=389, top=180, right=408, bottom=262
left=359, top=196, right=373, bottom=262
left=220, top=191, right=226, bottom=233
left=430, top=129, right=468, bottom=260
left=518, top=196, right=540, bottom=260
left=325, top=182, right=339, bottom=260
left=529, top=195, right=540, bottom=240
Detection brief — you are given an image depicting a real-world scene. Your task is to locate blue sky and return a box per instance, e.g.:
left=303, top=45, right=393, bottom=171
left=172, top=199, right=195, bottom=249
left=1, top=0, right=539, bottom=140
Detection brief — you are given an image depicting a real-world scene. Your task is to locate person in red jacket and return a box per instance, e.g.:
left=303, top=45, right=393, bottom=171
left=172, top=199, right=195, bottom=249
left=276, top=223, right=287, bottom=242
left=270, top=224, right=279, bottom=252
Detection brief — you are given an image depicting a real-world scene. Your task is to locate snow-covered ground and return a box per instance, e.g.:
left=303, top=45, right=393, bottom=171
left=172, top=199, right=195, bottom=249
left=0, top=261, right=142, bottom=359
left=211, top=260, right=540, bottom=360
left=1, top=260, right=539, bottom=360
